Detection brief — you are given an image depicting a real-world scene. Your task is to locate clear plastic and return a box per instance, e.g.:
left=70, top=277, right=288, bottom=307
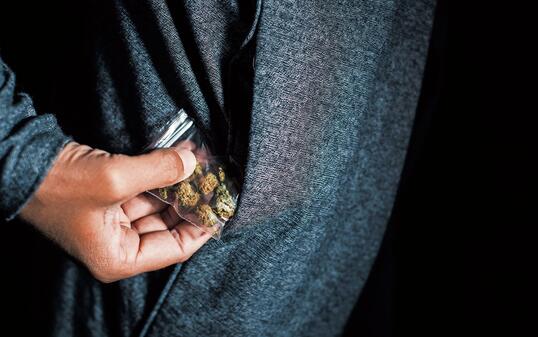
left=144, top=109, right=239, bottom=239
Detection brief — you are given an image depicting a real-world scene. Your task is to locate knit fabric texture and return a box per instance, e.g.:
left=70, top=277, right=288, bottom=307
left=0, top=0, right=435, bottom=336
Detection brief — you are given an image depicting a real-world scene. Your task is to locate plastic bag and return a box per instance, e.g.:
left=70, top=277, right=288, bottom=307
left=144, top=109, right=239, bottom=239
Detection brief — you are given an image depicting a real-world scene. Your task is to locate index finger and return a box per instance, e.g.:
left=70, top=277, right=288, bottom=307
left=121, top=193, right=168, bottom=222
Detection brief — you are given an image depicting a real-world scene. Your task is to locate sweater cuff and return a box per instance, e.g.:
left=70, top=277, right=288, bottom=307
left=1, top=114, right=72, bottom=221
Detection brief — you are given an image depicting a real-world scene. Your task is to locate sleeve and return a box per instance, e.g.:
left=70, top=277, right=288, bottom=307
left=0, top=56, right=72, bottom=221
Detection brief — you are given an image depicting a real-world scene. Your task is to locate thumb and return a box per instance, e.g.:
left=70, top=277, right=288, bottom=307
left=110, top=148, right=197, bottom=199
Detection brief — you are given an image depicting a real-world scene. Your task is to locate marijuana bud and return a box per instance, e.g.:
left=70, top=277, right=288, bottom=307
left=218, top=166, right=225, bottom=182
left=145, top=108, right=241, bottom=239
left=176, top=181, right=200, bottom=207
left=159, top=187, right=169, bottom=200
left=213, top=183, right=236, bottom=219
left=198, top=172, right=219, bottom=194
left=196, top=204, right=218, bottom=227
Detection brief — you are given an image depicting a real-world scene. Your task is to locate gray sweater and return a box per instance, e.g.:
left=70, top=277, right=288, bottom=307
left=0, top=0, right=435, bottom=336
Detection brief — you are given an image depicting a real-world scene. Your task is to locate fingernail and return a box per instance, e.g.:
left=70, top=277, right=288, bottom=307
left=174, top=148, right=196, bottom=180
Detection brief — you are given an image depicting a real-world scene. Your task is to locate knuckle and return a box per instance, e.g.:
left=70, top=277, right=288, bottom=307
left=177, top=246, right=191, bottom=264
left=171, top=230, right=190, bottom=263
left=102, top=162, right=126, bottom=199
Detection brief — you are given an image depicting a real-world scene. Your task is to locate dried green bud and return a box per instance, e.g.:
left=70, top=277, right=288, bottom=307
left=214, top=183, right=236, bottom=219
left=159, top=187, right=168, bottom=200
left=198, top=172, right=219, bottom=194
left=218, top=166, right=225, bottom=182
left=194, top=162, right=203, bottom=176
left=196, top=204, right=218, bottom=227
left=176, top=181, right=200, bottom=207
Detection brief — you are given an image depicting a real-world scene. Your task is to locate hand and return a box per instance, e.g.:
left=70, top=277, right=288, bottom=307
left=20, top=141, right=212, bottom=283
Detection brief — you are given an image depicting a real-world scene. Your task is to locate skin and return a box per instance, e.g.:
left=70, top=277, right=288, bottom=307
left=19, top=141, right=212, bottom=283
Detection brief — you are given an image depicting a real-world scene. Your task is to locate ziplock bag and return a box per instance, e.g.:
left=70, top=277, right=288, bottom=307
left=144, top=109, right=239, bottom=239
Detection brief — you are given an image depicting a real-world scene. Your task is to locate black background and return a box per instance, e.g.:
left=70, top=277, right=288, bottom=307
left=346, top=1, right=536, bottom=336
left=344, top=1, right=448, bottom=335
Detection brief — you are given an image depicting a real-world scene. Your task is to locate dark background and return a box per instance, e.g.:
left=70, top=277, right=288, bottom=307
left=346, top=1, right=535, bottom=336
left=344, top=1, right=448, bottom=335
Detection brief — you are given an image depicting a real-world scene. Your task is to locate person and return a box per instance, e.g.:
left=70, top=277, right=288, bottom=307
left=0, top=0, right=436, bottom=336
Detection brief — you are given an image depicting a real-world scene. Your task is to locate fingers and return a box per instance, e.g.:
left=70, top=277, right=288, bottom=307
left=170, top=221, right=212, bottom=258
left=160, top=206, right=182, bottom=228
left=127, top=221, right=212, bottom=275
left=130, top=206, right=182, bottom=234
left=108, top=147, right=197, bottom=200
left=131, top=213, right=168, bottom=234
left=87, top=207, right=212, bottom=283
left=121, top=193, right=168, bottom=222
